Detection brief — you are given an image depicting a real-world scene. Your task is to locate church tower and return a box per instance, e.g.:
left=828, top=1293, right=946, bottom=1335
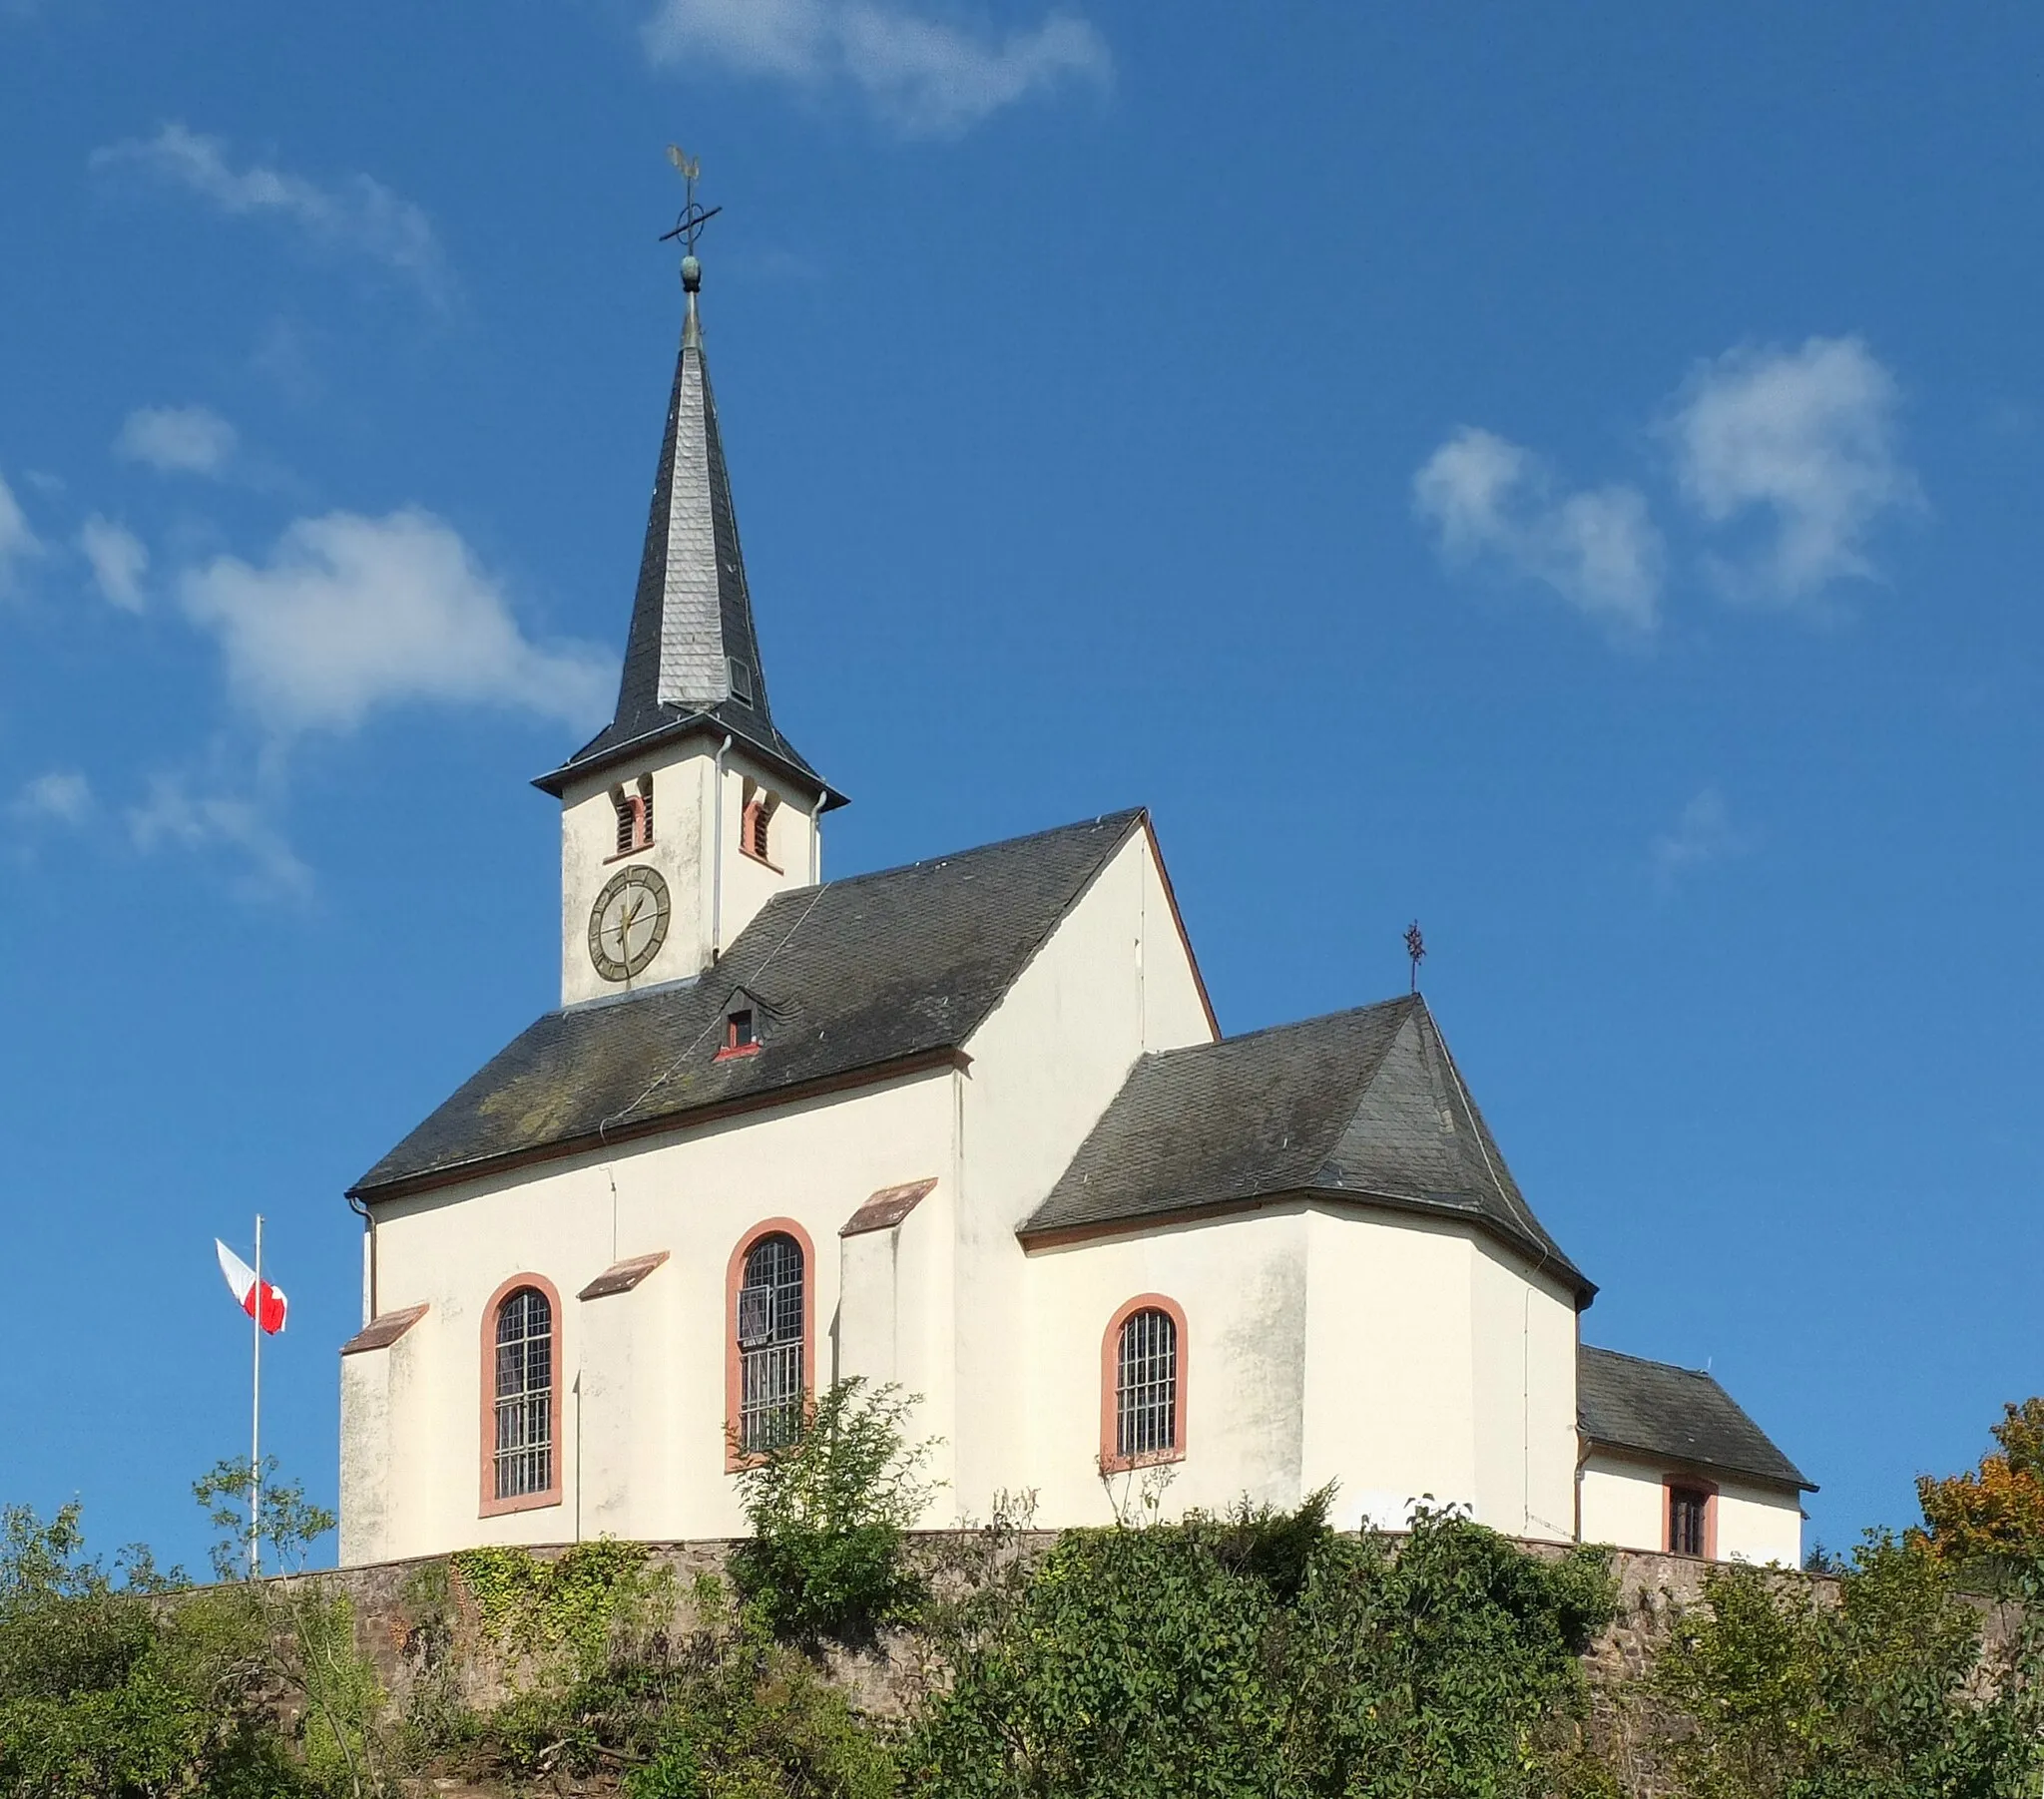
left=536, top=249, right=843, bottom=1007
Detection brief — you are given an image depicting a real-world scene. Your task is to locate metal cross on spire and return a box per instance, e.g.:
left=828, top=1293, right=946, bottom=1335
left=1404, top=920, right=1426, bottom=994
left=660, top=146, right=722, bottom=275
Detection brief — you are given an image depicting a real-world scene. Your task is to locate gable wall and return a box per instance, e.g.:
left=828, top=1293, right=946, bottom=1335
left=340, top=1066, right=955, bottom=1566
left=948, top=829, right=1215, bottom=1517
left=1579, top=1447, right=1803, bottom=1566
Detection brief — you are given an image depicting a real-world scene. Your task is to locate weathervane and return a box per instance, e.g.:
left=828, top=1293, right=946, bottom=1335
left=1404, top=920, right=1425, bottom=994
left=660, top=147, right=722, bottom=286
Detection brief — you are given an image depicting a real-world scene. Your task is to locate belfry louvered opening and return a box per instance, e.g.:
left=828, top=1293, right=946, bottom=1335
left=611, top=776, right=655, bottom=855
left=1115, top=1307, right=1178, bottom=1462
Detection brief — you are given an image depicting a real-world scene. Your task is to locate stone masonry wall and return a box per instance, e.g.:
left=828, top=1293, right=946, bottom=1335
left=318, top=1533, right=1827, bottom=1795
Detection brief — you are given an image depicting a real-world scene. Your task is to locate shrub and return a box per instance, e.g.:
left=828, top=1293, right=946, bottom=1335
left=624, top=1604, right=899, bottom=1799
left=1651, top=1533, right=2044, bottom=1799
left=729, top=1380, right=936, bottom=1644
left=0, top=1499, right=306, bottom=1799
left=907, top=1499, right=1617, bottom=1799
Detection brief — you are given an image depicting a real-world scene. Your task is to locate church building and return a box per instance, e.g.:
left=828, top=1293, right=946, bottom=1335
left=337, top=247, right=1810, bottom=1570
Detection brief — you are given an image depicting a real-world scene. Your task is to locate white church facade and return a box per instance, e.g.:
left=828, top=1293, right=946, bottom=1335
left=337, top=251, right=1810, bottom=1570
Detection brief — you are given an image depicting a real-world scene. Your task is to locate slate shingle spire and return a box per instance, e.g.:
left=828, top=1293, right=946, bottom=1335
left=536, top=254, right=839, bottom=805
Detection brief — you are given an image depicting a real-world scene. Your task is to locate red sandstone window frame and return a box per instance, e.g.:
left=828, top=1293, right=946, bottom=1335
left=1099, top=1293, right=1189, bottom=1474
left=479, top=1271, right=565, bottom=1519
left=1665, top=1477, right=1718, bottom=1560
left=608, top=777, right=655, bottom=861
left=739, top=794, right=779, bottom=869
left=724, top=1218, right=817, bottom=1473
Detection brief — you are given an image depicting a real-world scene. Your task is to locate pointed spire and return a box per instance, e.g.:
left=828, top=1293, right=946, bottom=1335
left=538, top=253, right=838, bottom=805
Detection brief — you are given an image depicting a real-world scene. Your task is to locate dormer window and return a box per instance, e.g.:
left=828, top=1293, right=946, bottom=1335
left=611, top=775, right=654, bottom=856
left=740, top=786, right=779, bottom=867
left=719, top=1008, right=759, bottom=1059
left=728, top=659, right=755, bottom=706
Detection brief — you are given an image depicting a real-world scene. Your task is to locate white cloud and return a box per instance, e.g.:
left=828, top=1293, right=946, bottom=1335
left=1413, top=427, right=1663, bottom=632
left=1651, top=787, right=1751, bottom=888
left=14, top=770, right=95, bottom=826
left=642, top=0, right=1110, bottom=133
left=126, top=772, right=312, bottom=901
left=116, top=404, right=238, bottom=476
left=0, top=470, right=43, bottom=595
left=1664, top=336, right=1918, bottom=602
left=179, top=508, right=614, bottom=736
left=90, top=125, right=448, bottom=302
left=78, top=516, right=149, bottom=612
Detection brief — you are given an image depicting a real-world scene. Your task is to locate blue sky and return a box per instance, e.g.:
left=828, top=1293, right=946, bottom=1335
left=2, top=1, right=2039, bottom=1571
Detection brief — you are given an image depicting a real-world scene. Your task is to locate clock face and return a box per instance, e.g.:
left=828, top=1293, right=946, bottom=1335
left=588, top=865, right=671, bottom=983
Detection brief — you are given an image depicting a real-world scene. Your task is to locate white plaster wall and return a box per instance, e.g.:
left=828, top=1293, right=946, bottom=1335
left=719, top=755, right=819, bottom=944
left=342, top=1068, right=954, bottom=1565
left=557, top=743, right=818, bottom=1008
left=559, top=749, right=713, bottom=1006
left=1717, top=1482, right=1804, bottom=1566
left=1022, top=1208, right=1308, bottom=1526
left=1578, top=1449, right=1803, bottom=1565
left=949, top=827, right=1215, bottom=1520
left=1300, top=1207, right=1476, bottom=1531
left=338, top=1323, right=435, bottom=1564
left=1468, top=1243, right=1580, bottom=1544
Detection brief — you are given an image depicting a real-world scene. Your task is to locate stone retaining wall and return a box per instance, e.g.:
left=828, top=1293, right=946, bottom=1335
left=317, top=1533, right=1821, bottom=1794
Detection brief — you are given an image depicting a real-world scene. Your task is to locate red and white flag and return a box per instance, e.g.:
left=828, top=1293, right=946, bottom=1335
left=216, top=1239, right=287, bottom=1334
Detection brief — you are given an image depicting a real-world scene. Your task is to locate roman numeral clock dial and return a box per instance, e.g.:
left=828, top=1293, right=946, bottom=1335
left=588, top=865, right=671, bottom=983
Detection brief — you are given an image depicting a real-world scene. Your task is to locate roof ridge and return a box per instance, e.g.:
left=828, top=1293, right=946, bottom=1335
left=1140, top=993, right=1418, bottom=1063
left=1582, top=1342, right=1720, bottom=1383
left=763, top=807, right=1148, bottom=902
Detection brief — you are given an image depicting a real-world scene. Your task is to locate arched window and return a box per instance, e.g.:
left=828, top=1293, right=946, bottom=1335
left=490, top=1283, right=555, bottom=1504
left=735, top=1231, right=805, bottom=1455
left=1100, top=1296, right=1188, bottom=1472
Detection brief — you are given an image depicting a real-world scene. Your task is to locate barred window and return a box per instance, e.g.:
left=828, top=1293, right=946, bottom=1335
left=493, top=1286, right=553, bottom=1501
left=1669, top=1486, right=1709, bottom=1558
left=1115, top=1307, right=1178, bottom=1462
left=736, top=1232, right=804, bottom=1455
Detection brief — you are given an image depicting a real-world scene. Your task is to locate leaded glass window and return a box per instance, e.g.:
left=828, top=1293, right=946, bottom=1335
left=737, top=1233, right=804, bottom=1454
left=1116, top=1307, right=1178, bottom=1462
left=494, top=1286, right=553, bottom=1500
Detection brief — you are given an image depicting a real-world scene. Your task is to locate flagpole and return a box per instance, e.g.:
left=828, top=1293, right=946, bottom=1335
left=251, top=1212, right=262, bottom=1580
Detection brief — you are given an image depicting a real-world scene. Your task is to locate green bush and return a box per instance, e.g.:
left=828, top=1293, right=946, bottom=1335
left=624, top=1605, right=899, bottom=1799
left=729, top=1380, right=936, bottom=1644
left=1651, top=1533, right=2044, bottom=1799
left=907, top=1499, right=1617, bottom=1799
left=0, top=1500, right=309, bottom=1799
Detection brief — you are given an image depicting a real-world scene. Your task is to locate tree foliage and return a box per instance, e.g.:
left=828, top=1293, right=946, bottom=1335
left=0, top=1499, right=302, bottom=1798
left=1651, top=1533, right=2044, bottom=1799
left=728, top=1380, right=936, bottom=1645
left=907, top=1499, right=1618, bottom=1799
left=1915, top=1397, right=2044, bottom=1577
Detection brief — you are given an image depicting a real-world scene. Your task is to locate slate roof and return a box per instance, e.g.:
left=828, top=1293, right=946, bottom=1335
left=1579, top=1344, right=1811, bottom=1491
left=1020, top=996, right=1594, bottom=1303
left=351, top=810, right=1147, bottom=1199
left=535, top=270, right=839, bottom=804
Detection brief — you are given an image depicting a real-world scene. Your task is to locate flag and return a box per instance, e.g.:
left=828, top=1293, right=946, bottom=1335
left=216, top=1239, right=287, bottom=1334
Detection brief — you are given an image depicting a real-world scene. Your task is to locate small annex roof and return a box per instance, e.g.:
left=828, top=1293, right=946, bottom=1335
left=351, top=810, right=1150, bottom=1200
left=1579, top=1344, right=1812, bottom=1492
left=1020, top=994, right=1594, bottom=1304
